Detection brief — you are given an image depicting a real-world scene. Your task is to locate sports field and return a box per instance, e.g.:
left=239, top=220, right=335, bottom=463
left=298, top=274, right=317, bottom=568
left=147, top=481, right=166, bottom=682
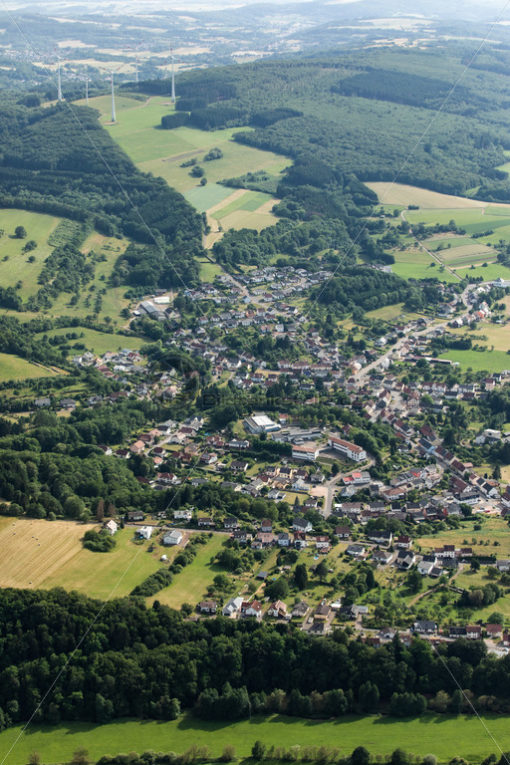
left=2, top=712, right=510, bottom=764
left=83, top=95, right=285, bottom=238
left=0, top=353, right=58, bottom=382
left=438, top=348, right=510, bottom=373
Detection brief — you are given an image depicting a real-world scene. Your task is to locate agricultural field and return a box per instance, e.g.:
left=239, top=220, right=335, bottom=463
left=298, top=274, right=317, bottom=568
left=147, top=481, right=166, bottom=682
left=2, top=712, right=510, bottom=764
left=0, top=517, right=97, bottom=589
left=34, top=326, right=144, bottom=356
left=83, top=95, right=286, bottom=240
left=0, top=353, right=59, bottom=382
left=366, top=182, right=489, bottom=209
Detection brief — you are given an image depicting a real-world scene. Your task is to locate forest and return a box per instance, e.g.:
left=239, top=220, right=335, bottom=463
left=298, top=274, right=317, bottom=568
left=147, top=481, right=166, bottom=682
left=142, top=46, right=510, bottom=198
left=0, top=587, right=508, bottom=729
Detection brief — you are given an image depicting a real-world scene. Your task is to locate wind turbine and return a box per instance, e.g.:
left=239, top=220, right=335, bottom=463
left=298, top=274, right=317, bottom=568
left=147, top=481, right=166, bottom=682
left=170, top=48, right=176, bottom=104
left=105, top=63, right=125, bottom=124
left=53, top=49, right=64, bottom=102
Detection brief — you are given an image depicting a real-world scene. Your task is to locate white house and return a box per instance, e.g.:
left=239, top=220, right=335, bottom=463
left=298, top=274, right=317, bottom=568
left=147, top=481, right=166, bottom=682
left=104, top=519, right=118, bottom=536
left=328, top=436, right=367, bottom=462
left=223, top=596, right=243, bottom=617
left=163, top=530, right=183, bottom=546
left=137, top=526, right=153, bottom=540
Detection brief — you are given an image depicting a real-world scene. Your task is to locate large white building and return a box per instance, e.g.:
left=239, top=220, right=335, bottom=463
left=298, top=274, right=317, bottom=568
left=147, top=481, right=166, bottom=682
left=328, top=436, right=367, bottom=462
left=244, top=413, right=281, bottom=435
left=292, top=443, right=319, bottom=462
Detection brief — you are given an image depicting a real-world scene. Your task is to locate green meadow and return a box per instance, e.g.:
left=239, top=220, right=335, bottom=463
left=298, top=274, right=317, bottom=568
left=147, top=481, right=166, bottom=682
left=2, top=713, right=510, bottom=764
left=0, top=209, right=60, bottom=299
left=391, top=251, right=458, bottom=282
left=34, top=327, right=144, bottom=356
left=0, top=353, right=58, bottom=382
left=438, top=348, right=510, bottom=372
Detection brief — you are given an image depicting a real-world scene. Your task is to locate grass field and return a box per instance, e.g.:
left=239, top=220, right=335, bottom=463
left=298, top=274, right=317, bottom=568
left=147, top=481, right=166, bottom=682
left=3, top=712, right=510, bottom=764
left=391, top=251, right=457, bottom=282
left=0, top=353, right=59, bottom=382
left=149, top=533, right=228, bottom=609
left=184, top=183, right=234, bottom=212
left=34, top=327, right=144, bottom=355
left=418, top=518, right=510, bottom=557
left=197, top=259, right=224, bottom=281
left=40, top=526, right=164, bottom=600
left=0, top=209, right=60, bottom=298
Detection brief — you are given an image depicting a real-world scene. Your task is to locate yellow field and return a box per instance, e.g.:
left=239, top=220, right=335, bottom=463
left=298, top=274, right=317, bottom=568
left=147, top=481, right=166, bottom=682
left=0, top=519, right=166, bottom=599
left=367, top=183, right=491, bottom=209
left=0, top=517, right=96, bottom=588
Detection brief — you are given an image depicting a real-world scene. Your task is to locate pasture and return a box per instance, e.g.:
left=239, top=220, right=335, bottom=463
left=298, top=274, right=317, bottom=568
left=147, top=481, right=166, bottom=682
left=417, top=518, right=510, bottom=558
left=2, top=712, right=510, bottom=764
left=0, top=354, right=59, bottom=382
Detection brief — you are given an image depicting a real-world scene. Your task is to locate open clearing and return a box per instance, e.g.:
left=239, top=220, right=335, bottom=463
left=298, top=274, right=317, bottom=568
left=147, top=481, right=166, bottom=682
left=391, top=250, right=457, bottom=282
left=0, top=353, right=59, bottom=382
left=0, top=519, right=162, bottom=599
left=3, top=712, right=510, bottom=764
left=82, top=95, right=285, bottom=238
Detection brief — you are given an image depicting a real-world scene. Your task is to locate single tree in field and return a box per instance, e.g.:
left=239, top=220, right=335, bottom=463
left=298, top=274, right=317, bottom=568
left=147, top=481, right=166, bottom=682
left=14, top=225, right=27, bottom=239
left=293, top=563, right=308, bottom=590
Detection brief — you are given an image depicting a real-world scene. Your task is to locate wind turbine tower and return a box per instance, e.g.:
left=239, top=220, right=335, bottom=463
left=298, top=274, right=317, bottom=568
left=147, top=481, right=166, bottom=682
left=171, top=49, right=176, bottom=103
left=57, top=62, right=63, bottom=102
left=110, top=70, right=117, bottom=123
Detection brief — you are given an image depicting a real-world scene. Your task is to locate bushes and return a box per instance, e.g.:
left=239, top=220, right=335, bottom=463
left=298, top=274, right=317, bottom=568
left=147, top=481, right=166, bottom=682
left=83, top=529, right=116, bottom=552
left=131, top=568, right=173, bottom=597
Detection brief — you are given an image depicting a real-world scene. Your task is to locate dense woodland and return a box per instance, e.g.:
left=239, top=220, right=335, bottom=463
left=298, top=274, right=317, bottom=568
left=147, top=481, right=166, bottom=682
left=0, top=588, right=508, bottom=729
